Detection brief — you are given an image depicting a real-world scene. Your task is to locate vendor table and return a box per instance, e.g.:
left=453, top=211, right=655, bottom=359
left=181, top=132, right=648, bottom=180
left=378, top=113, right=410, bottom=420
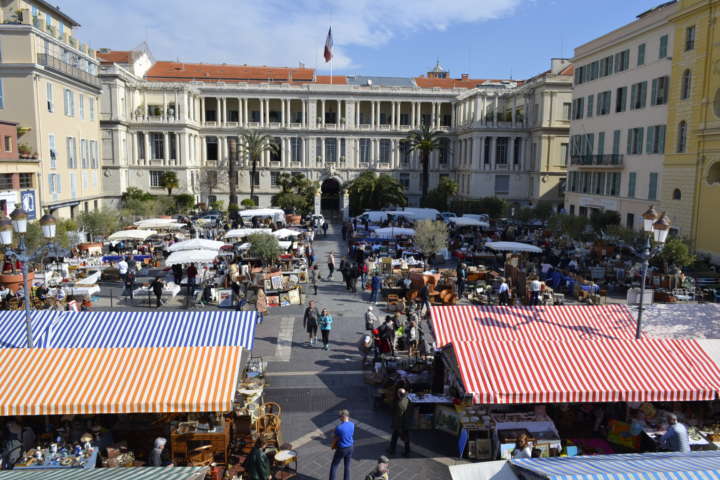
left=47, top=285, right=101, bottom=297
left=15, top=448, right=97, bottom=469
left=132, top=284, right=182, bottom=305
left=171, top=419, right=231, bottom=466
left=407, top=394, right=453, bottom=430
left=102, top=255, right=152, bottom=263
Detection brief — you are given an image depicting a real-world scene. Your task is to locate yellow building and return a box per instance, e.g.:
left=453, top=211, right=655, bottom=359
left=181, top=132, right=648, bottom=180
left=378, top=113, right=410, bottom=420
left=0, top=0, right=102, bottom=218
left=663, top=0, right=720, bottom=263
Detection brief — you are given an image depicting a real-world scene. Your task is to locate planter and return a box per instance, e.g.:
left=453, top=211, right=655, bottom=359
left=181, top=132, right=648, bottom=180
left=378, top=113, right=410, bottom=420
left=285, top=214, right=301, bottom=225
left=0, top=271, right=35, bottom=293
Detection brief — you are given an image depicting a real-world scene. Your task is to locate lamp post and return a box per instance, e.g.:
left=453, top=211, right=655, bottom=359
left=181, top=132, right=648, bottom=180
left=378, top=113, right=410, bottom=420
left=635, top=206, right=671, bottom=339
left=0, top=208, right=57, bottom=347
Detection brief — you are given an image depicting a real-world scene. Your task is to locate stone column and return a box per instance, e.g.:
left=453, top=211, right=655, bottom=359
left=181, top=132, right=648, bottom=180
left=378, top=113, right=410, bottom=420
left=320, top=137, right=325, bottom=164
left=371, top=101, right=376, bottom=128
left=265, top=99, right=271, bottom=125
left=410, top=102, right=416, bottom=128
left=243, top=98, right=249, bottom=126
left=493, top=96, right=499, bottom=127
left=511, top=96, right=517, bottom=126
left=200, top=98, right=205, bottom=124
left=321, top=100, right=326, bottom=128
left=281, top=99, right=286, bottom=126
left=508, top=136, right=515, bottom=171
left=489, top=137, right=497, bottom=170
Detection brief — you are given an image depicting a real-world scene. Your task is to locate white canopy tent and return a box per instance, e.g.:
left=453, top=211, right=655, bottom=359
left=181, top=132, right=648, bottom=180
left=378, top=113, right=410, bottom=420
left=271, top=228, right=301, bottom=239
left=239, top=208, right=286, bottom=223
left=134, top=218, right=185, bottom=229
left=224, top=228, right=272, bottom=239
left=237, top=240, right=292, bottom=251
left=485, top=241, right=543, bottom=253
left=165, top=249, right=218, bottom=266
left=373, top=227, right=416, bottom=239
left=168, top=239, right=227, bottom=252
left=108, top=229, right=157, bottom=241
left=450, top=217, right=490, bottom=228
left=448, top=461, right=517, bottom=480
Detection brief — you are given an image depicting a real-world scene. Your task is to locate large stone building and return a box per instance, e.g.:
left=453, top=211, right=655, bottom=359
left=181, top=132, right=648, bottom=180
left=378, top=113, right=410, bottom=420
left=0, top=0, right=102, bottom=218
left=98, top=47, right=572, bottom=214
left=564, top=1, right=677, bottom=230
left=661, top=0, right=720, bottom=263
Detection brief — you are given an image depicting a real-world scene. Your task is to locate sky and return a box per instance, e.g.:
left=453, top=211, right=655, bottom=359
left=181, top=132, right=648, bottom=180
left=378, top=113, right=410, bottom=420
left=64, top=0, right=668, bottom=80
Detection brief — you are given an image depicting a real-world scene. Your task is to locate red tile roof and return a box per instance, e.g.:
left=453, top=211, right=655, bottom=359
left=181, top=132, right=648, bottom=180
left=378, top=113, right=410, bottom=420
left=144, top=61, right=315, bottom=83
left=559, top=64, right=574, bottom=76
left=414, top=77, right=509, bottom=89
left=315, top=75, right=348, bottom=85
left=97, top=50, right=132, bottom=64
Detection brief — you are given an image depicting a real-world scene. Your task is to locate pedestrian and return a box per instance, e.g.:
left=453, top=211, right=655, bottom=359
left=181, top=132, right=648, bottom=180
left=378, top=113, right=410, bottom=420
left=124, top=270, right=136, bottom=301
left=329, top=409, right=354, bottom=480
left=498, top=278, right=511, bottom=305
left=151, top=277, right=164, bottom=308
left=340, top=260, right=349, bottom=289
left=186, top=263, right=198, bottom=295
left=243, top=438, right=271, bottom=480
left=456, top=263, right=467, bottom=298
left=328, top=252, right=336, bottom=280
left=231, top=279, right=242, bottom=308
left=341, top=223, right=347, bottom=240
left=364, top=455, right=390, bottom=480
left=319, top=308, right=333, bottom=350
left=256, top=288, right=267, bottom=324
left=304, top=300, right=320, bottom=346
left=172, top=263, right=183, bottom=285
left=365, top=306, right=378, bottom=330
left=388, top=388, right=411, bottom=457
left=349, top=265, right=358, bottom=293
left=511, top=433, right=533, bottom=459
left=359, top=261, right=368, bottom=288
left=117, top=256, right=129, bottom=283
left=406, top=320, right=419, bottom=357
left=529, top=276, right=542, bottom=305
left=309, top=265, right=319, bottom=295
left=370, top=273, right=382, bottom=304
left=322, top=222, right=329, bottom=237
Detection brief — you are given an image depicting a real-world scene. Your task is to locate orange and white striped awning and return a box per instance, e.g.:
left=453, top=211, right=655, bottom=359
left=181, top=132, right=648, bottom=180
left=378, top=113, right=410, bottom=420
left=0, top=346, right=243, bottom=416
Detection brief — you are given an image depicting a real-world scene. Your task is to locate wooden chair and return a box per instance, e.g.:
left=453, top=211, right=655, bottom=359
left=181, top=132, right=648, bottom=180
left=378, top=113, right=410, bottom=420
left=262, top=402, right=282, bottom=417
left=187, top=445, right=213, bottom=467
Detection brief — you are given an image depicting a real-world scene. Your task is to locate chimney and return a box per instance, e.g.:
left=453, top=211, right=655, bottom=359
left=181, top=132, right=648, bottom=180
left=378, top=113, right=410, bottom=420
left=461, top=73, right=469, bottom=80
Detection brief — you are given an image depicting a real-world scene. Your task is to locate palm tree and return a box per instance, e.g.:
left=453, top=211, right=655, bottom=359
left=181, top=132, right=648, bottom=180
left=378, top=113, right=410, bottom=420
left=405, top=124, right=444, bottom=201
left=346, top=171, right=407, bottom=216
left=236, top=130, right=279, bottom=208
left=160, top=171, right=179, bottom=196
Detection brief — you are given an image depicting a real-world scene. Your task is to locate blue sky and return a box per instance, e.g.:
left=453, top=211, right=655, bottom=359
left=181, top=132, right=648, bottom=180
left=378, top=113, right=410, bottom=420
left=65, top=0, right=666, bottom=80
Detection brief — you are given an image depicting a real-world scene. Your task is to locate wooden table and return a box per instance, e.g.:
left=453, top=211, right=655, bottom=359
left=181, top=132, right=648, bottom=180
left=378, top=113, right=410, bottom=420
left=171, top=419, right=231, bottom=466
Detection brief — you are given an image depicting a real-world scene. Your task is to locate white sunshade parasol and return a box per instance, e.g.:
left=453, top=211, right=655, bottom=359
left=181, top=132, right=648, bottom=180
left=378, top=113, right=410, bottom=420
left=108, top=229, right=157, bottom=241
left=485, top=241, right=543, bottom=253
left=271, top=228, right=301, bottom=239
left=450, top=217, right=489, bottom=228
left=134, top=218, right=177, bottom=227
left=238, top=240, right=292, bottom=251
left=165, top=249, right=218, bottom=266
left=167, top=238, right=227, bottom=252
left=224, top=228, right=272, bottom=239
left=373, top=227, right=416, bottom=239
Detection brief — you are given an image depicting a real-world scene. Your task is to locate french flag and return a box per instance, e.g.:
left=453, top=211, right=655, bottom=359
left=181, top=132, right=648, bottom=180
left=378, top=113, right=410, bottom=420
left=324, top=27, right=333, bottom=62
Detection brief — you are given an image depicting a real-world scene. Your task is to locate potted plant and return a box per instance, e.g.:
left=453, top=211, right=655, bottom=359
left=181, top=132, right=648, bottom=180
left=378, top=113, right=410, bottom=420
left=18, top=144, right=31, bottom=158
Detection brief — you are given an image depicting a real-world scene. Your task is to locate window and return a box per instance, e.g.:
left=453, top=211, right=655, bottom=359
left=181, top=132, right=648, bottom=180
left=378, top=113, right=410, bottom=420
left=599, top=55, right=614, bottom=77
left=46, top=82, right=53, bottom=112
left=19, top=173, right=32, bottom=188
left=590, top=61, right=599, bottom=81
left=3, top=136, right=11, bottom=152
left=359, top=139, right=371, bottom=163
left=79, top=94, right=84, bottom=120
left=685, top=25, right=696, bottom=51
left=270, top=172, right=279, bottom=187
left=648, top=172, right=658, bottom=200
left=612, top=130, right=621, bottom=155
left=594, top=172, right=606, bottom=195
left=614, top=49, right=630, bottom=73
left=438, top=138, right=450, bottom=164
left=70, top=173, right=77, bottom=198
left=586, top=95, right=594, bottom=117
left=150, top=171, right=163, bottom=188
left=608, top=172, right=621, bottom=196
left=637, top=43, right=646, bottom=66
left=572, top=97, right=584, bottom=119
left=0, top=174, right=12, bottom=190
left=251, top=172, right=260, bottom=186
left=630, top=81, right=647, bottom=110
left=290, top=137, right=302, bottom=162
left=646, top=125, right=666, bottom=154
left=59, top=22, right=64, bottom=37
left=325, top=138, right=337, bottom=162
left=560, top=143, right=568, bottom=166
left=677, top=121, right=687, bottom=153
left=494, top=175, right=509, bottom=195
left=46, top=13, right=52, bottom=29
left=137, top=133, right=145, bottom=160
left=513, top=137, right=521, bottom=166
left=399, top=173, right=410, bottom=189
left=597, top=132, right=605, bottom=156
left=495, top=137, right=509, bottom=165
left=270, top=137, right=281, bottom=162
left=597, top=91, right=611, bottom=115
left=628, top=172, right=636, bottom=198
left=80, top=139, right=88, bottom=168
left=91, top=140, right=98, bottom=168
left=681, top=69, right=692, bottom=100
left=673, top=188, right=682, bottom=200
left=626, top=213, right=635, bottom=229
left=379, top=139, right=391, bottom=164
left=89, top=98, right=95, bottom=121
left=659, top=34, right=668, bottom=58
left=63, top=89, right=74, bottom=116
left=615, top=87, right=627, bottom=112
left=562, top=102, right=571, bottom=120
left=484, top=138, right=491, bottom=164
left=205, top=136, right=217, bottom=161
left=151, top=133, right=164, bottom=159
left=399, top=140, right=410, bottom=164
left=66, top=137, right=76, bottom=168
left=48, top=134, right=56, bottom=169
left=626, top=127, right=644, bottom=155
left=651, top=76, right=669, bottom=105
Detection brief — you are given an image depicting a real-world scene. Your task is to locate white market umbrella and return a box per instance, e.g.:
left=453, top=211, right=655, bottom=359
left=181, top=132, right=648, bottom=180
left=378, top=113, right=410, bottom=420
left=134, top=218, right=177, bottom=228
left=271, top=228, right=301, bottom=239
left=168, top=239, right=227, bottom=252
left=486, top=241, right=543, bottom=253
left=165, top=249, right=218, bottom=266
left=450, top=217, right=489, bottom=228
left=373, top=227, right=416, bottom=239
left=108, top=229, right=157, bottom=241
left=224, top=228, right=272, bottom=239
left=238, top=240, right=292, bottom=252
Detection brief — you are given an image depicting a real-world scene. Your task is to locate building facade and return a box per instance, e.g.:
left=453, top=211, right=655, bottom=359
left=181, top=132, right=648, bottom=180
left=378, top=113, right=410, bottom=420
left=0, top=120, right=40, bottom=217
left=0, top=0, right=102, bottom=219
left=565, top=1, right=677, bottom=230
left=661, top=0, right=720, bottom=262
left=98, top=50, right=572, bottom=213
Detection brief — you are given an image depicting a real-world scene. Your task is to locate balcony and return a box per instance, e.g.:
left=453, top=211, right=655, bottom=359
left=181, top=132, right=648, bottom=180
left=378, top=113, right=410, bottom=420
left=37, top=53, right=100, bottom=89
left=570, top=154, right=624, bottom=168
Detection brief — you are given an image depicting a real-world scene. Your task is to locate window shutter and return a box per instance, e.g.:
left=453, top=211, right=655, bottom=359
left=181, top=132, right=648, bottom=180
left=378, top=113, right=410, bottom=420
left=627, top=129, right=633, bottom=154
left=651, top=79, right=658, bottom=106
left=646, top=126, right=655, bottom=153
left=658, top=125, right=666, bottom=153
left=637, top=128, right=644, bottom=154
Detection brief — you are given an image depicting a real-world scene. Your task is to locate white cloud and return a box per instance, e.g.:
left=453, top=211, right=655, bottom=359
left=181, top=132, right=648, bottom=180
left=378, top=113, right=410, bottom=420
left=63, top=0, right=522, bottom=71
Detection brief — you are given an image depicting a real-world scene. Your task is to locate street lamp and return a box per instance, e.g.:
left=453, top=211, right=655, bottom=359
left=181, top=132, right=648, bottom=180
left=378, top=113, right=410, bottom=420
left=635, top=206, right=671, bottom=339
left=0, top=208, right=57, bottom=347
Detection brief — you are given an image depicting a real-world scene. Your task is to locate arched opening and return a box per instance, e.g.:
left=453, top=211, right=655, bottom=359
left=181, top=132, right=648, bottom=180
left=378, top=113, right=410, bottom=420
left=708, top=161, right=720, bottom=185
left=672, top=188, right=682, bottom=200
left=321, top=177, right=341, bottom=212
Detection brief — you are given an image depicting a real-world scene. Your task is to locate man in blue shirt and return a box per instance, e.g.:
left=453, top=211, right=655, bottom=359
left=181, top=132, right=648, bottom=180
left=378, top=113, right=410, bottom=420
left=659, top=413, right=690, bottom=453
left=329, top=409, right=354, bottom=480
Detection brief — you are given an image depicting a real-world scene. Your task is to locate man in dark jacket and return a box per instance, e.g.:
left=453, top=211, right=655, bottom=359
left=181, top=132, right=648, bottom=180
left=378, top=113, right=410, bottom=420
left=151, top=277, right=164, bottom=308
left=387, top=388, right=411, bottom=457
left=303, top=300, right=320, bottom=346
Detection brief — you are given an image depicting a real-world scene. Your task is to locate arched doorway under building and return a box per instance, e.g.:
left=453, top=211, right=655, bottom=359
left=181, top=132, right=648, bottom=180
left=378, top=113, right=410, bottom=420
left=321, top=177, right=341, bottom=216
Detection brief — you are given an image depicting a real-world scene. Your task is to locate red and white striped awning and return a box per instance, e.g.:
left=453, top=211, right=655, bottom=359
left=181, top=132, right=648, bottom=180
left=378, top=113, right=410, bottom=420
left=431, top=305, right=637, bottom=348
left=451, top=339, right=720, bottom=404
left=0, top=346, right=243, bottom=416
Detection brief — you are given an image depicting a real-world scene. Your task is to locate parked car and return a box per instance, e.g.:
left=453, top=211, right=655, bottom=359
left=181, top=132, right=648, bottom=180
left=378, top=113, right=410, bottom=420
left=438, top=212, right=457, bottom=222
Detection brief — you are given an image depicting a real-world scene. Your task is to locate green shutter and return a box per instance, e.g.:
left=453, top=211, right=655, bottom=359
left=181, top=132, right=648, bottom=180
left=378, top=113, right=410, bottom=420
left=598, top=132, right=605, bottom=155
left=628, top=172, right=636, bottom=198
left=658, top=125, right=666, bottom=153
left=637, top=128, right=644, bottom=154
left=613, top=130, right=621, bottom=154
left=646, top=126, right=655, bottom=153
left=649, top=172, right=658, bottom=200
left=627, top=129, right=633, bottom=154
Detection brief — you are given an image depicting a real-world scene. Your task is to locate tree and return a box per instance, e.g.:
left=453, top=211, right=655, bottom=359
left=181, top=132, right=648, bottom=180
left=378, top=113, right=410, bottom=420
left=548, top=214, right=589, bottom=240
left=77, top=210, right=120, bottom=241
left=247, top=233, right=283, bottom=266
left=653, top=237, right=696, bottom=273
left=405, top=124, right=445, bottom=200
left=198, top=161, right=229, bottom=201
left=272, top=173, right=318, bottom=215
left=423, top=177, right=458, bottom=211
left=174, top=194, right=195, bottom=213
left=161, top=171, right=180, bottom=196
left=121, top=187, right=157, bottom=218
left=346, top=171, right=407, bottom=216
left=414, top=220, right=449, bottom=265
left=241, top=198, right=257, bottom=208
left=237, top=131, right=280, bottom=209
left=450, top=197, right=508, bottom=219
left=590, top=209, right=621, bottom=232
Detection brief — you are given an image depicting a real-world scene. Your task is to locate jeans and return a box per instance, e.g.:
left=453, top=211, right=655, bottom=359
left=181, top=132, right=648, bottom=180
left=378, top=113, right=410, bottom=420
left=370, top=288, right=379, bottom=303
left=360, top=273, right=367, bottom=288
left=329, top=446, right=353, bottom=480
left=389, top=428, right=410, bottom=454
left=321, top=329, right=330, bottom=347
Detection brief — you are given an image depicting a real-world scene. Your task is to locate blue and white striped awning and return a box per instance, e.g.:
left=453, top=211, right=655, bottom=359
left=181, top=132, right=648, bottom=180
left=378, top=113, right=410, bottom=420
left=0, top=310, right=258, bottom=350
left=511, top=451, right=720, bottom=480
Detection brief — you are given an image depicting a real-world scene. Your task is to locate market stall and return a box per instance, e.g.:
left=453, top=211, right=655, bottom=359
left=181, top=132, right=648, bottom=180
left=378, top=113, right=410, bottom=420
left=107, top=229, right=157, bottom=242
left=0, top=467, right=209, bottom=480
left=167, top=238, right=227, bottom=252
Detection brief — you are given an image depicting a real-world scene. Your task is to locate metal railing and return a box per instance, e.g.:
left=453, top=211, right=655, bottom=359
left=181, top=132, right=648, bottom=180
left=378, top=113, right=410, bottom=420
left=570, top=154, right=624, bottom=167
left=37, top=53, right=101, bottom=89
